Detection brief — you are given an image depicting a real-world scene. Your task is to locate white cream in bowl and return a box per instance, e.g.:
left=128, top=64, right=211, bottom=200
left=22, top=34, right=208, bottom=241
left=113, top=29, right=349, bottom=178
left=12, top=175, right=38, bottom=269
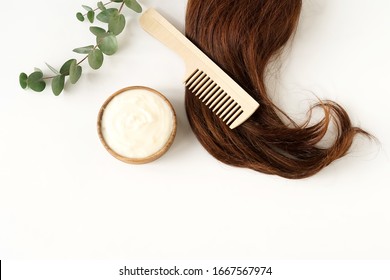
left=98, top=86, right=176, bottom=164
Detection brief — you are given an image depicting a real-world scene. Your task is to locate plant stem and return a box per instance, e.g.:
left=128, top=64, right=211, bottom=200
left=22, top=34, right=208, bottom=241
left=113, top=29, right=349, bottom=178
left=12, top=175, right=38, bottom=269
left=43, top=76, right=56, bottom=80
left=77, top=45, right=98, bottom=65
left=77, top=55, right=89, bottom=66
left=118, top=2, right=125, bottom=13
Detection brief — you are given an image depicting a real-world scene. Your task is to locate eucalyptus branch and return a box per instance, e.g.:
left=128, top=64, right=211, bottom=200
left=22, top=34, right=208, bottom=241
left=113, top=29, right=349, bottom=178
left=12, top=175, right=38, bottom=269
left=19, top=0, right=143, bottom=96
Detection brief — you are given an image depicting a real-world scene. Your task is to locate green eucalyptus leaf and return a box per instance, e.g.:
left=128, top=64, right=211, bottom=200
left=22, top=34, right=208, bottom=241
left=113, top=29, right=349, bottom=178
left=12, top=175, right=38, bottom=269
left=19, top=73, right=28, bottom=89
left=112, top=0, right=123, bottom=2
left=124, top=0, right=142, bottom=13
left=76, top=12, right=85, bottom=22
left=28, top=71, right=43, bottom=82
left=87, top=10, right=95, bottom=23
left=73, top=45, right=95, bottom=54
left=96, top=11, right=108, bottom=23
left=52, top=75, right=65, bottom=96
left=29, top=81, right=46, bottom=92
left=88, top=49, right=104, bottom=69
left=82, top=5, right=93, bottom=11
left=28, top=71, right=46, bottom=92
left=97, top=1, right=106, bottom=11
left=96, top=8, right=118, bottom=23
left=97, top=34, right=118, bottom=56
left=69, top=61, right=82, bottom=84
left=90, top=26, right=107, bottom=37
left=60, top=59, right=77, bottom=75
left=109, top=14, right=126, bottom=35
left=45, top=63, right=60, bottom=75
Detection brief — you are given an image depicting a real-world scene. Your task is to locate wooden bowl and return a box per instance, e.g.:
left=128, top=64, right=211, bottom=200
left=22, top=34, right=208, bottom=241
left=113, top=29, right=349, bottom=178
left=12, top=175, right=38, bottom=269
left=97, top=86, right=177, bottom=164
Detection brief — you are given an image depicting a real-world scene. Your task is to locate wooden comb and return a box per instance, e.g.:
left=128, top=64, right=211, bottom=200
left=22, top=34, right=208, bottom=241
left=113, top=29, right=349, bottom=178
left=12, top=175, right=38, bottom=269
left=140, top=8, right=259, bottom=129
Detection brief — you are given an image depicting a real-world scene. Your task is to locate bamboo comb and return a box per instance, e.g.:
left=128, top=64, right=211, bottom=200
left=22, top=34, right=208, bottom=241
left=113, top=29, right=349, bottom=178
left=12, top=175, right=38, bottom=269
left=140, top=8, right=259, bottom=129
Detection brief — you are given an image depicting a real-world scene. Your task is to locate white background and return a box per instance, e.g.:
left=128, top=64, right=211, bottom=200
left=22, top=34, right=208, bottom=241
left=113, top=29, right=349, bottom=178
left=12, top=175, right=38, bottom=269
left=0, top=0, right=389, bottom=260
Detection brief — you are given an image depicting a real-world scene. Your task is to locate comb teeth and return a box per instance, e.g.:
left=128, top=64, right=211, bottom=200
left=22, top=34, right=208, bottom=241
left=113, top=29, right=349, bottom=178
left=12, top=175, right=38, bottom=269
left=185, top=69, right=244, bottom=127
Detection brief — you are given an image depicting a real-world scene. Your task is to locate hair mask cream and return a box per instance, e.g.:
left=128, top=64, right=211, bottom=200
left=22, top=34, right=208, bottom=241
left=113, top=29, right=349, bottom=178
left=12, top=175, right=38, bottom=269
left=98, top=86, right=176, bottom=164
